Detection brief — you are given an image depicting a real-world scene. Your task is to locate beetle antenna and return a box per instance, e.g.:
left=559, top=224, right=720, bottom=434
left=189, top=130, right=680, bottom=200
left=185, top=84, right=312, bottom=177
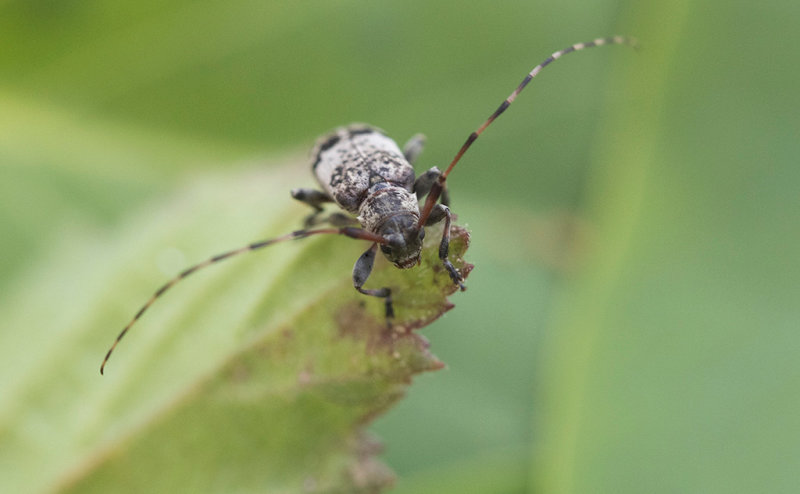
left=100, top=227, right=387, bottom=375
left=418, top=35, right=637, bottom=226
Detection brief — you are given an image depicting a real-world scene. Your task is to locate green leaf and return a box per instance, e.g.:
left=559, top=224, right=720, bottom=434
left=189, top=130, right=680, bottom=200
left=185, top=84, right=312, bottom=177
left=0, top=163, right=471, bottom=494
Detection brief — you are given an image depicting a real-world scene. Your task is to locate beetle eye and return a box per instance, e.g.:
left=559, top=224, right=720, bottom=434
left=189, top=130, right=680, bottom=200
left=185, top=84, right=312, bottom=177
left=385, top=234, right=403, bottom=249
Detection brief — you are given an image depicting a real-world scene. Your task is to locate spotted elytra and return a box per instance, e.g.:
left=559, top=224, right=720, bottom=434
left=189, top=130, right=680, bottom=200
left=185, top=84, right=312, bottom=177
left=100, top=35, right=637, bottom=374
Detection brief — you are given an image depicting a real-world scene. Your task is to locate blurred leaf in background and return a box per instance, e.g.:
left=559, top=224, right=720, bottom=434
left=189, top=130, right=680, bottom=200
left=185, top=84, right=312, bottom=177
left=1, top=0, right=798, bottom=493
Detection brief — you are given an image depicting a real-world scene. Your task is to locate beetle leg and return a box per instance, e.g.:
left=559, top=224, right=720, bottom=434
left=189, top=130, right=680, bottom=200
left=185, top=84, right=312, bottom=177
left=413, top=167, right=450, bottom=206
left=323, top=212, right=359, bottom=227
left=290, top=188, right=335, bottom=226
left=353, top=243, right=394, bottom=324
left=402, top=133, right=426, bottom=165
left=425, top=204, right=465, bottom=290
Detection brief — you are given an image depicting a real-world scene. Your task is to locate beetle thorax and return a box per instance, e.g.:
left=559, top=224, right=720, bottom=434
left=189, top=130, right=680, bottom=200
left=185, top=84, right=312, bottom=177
left=358, top=183, right=423, bottom=269
left=358, top=183, right=419, bottom=232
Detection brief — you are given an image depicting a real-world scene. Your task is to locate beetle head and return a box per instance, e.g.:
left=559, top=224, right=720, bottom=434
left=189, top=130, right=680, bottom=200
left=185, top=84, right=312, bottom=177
left=378, top=214, right=425, bottom=269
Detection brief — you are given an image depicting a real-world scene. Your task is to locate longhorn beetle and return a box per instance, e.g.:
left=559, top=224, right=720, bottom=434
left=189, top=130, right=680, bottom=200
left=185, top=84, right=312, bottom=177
left=100, top=36, right=637, bottom=374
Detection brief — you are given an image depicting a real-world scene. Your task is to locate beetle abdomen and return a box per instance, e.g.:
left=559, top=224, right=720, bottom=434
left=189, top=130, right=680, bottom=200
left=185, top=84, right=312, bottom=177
left=311, top=124, right=415, bottom=214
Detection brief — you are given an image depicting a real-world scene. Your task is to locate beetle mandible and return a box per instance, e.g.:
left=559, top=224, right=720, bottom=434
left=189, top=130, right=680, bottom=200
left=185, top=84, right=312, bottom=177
left=100, top=36, right=636, bottom=374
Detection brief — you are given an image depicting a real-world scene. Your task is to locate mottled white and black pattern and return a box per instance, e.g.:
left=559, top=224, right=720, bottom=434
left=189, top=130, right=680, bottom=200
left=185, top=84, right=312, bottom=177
left=356, top=183, right=419, bottom=234
left=311, top=124, right=417, bottom=216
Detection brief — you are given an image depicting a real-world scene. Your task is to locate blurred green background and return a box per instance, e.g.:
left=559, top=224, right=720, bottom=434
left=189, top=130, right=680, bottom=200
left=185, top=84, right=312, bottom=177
left=2, top=0, right=799, bottom=492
